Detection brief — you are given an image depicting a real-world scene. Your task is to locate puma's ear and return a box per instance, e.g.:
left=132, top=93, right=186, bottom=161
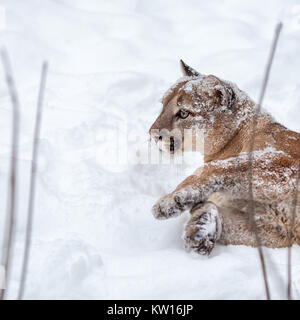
left=180, top=59, right=200, bottom=77
left=206, top=75, right=236, bottom=108
left=214, top=83, right=236, bottom=108
left=224, top=84, right=236, bottom=108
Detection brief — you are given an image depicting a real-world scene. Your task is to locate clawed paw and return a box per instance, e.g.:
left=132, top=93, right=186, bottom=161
left=183, top=203, right=221, bottom=255
left=152, top=192, right=187, bottom=220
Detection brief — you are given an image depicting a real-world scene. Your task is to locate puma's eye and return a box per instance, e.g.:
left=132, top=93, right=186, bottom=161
left=178, top=109, right=190, bottom=119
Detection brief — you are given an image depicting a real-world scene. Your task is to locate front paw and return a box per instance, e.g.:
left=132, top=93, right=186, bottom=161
left=183, top=203, right=221, bottom=255
left=152, top=193, right=185, bottom=220
left=152, top=187, right=204, bottom=220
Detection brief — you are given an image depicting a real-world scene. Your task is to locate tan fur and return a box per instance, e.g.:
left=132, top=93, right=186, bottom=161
left=149, top=61, right=300, bottom=254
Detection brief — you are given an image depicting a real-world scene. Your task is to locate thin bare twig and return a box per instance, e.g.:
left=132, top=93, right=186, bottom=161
left=18, top=62, right=48, bottom=300
left=247, top=22, right=283, bottom=300
left=287, top=150, right=300, bottom=300
left=0, top=49, right=21, bottom=300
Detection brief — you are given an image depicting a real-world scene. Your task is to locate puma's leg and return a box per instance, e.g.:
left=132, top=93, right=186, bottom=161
left=293, top=222, right=300, bottom=246
left=184, top=199, right=298, bottom=253
left=183, top=201, right=222, bottom=255
left=217, top=202, right=294, bottom=248
left=183, top=201, right=258, bottom=255
left=217, top=206, right=257, bottom=247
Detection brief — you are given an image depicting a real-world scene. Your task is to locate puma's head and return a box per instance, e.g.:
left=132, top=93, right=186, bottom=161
left=149, top=60, right=255, bottom=156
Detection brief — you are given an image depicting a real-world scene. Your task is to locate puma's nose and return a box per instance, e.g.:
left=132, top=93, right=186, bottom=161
left=150, top=132, right=162, bottom=143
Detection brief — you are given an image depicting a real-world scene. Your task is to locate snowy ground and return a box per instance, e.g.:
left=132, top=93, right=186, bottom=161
left=1, top=0, right=300, bottom=299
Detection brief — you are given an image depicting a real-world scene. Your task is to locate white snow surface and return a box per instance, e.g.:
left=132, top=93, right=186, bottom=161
left=1, top=0, right=300, bottom=299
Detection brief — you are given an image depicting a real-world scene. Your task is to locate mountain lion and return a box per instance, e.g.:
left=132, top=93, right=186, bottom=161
left=149, top=60, right=300, bottom=255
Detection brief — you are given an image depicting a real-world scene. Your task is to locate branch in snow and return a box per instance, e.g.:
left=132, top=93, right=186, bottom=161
left=18, top=62, right=49, bottom=300
left=0, top=49, right=21, bottom=300
left=247, top=22, right=283, bottom=301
